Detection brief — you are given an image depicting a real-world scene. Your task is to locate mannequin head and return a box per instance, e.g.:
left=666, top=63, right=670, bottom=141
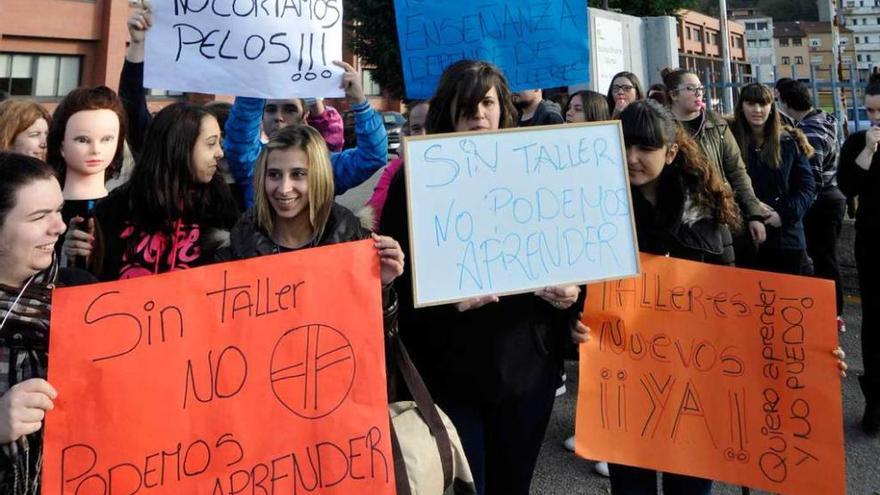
left=47, top=86, right=126, bottom=197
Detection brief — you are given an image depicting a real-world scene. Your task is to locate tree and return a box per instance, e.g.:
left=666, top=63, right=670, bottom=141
left=756, top=0, right=818, bottom=21
left=346, top=0, right=406, bottom=100
left=602, top=0, right=697, bottom=17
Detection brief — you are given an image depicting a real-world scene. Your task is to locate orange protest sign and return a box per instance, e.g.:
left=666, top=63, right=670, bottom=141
left=42, top=240, right=395, bottom=495
left=575, top=254, right=845, bottom=495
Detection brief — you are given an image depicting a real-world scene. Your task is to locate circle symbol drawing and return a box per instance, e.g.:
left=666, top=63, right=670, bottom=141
left=269, top=324, right=356, bottom=419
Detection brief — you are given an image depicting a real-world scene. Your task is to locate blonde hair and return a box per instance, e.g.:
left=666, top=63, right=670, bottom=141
left=253, top=125, right=334, bottom=240
left=0, top=100, right=51, bottom=151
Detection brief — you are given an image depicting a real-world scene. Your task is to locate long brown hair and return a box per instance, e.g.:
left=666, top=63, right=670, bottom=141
left=732, top=83, right=783, bottom=168
left=621, top=100, right=742, bottom=231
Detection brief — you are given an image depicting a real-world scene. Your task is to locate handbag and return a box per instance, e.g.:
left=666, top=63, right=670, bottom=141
left=386, top=322, right=475, bottom=495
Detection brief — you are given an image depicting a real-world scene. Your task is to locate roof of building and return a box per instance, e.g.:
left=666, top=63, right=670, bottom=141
left=774, top=20, right=852, bottom=37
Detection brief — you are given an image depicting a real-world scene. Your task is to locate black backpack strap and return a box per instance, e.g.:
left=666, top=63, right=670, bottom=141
left=390, top=330, right=455, bottom=489
left=389, top=415, right=413, bottom=495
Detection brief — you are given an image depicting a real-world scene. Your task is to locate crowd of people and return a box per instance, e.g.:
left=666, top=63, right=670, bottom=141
left=0, top=3, right=870, bottom=494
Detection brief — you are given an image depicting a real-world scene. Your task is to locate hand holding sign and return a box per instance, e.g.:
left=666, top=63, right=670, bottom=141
left=333, top=60, right=367, bottom=105
left=372, top=233, right=405, bottom=286
left=126, top=1, right=153, bottom=63
left=0, top=378, right=57, bottom=443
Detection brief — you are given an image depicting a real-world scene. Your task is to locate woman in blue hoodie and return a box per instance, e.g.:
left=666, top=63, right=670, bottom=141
left=730, top=83, right=816, bottom=275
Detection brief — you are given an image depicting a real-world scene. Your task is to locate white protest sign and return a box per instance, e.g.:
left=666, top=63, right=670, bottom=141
left=404, top=122, right=640, bottom=307
left=145, top=0, right=344, bottom=98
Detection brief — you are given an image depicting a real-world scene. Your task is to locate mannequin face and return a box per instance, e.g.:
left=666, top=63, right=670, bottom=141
left=11, top=118, right=49, bottom=161
left=60, top=109, right=120, bottom=179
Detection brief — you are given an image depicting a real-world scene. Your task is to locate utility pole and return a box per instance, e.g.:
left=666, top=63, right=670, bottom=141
left=719, top=0, right=734, bottom=113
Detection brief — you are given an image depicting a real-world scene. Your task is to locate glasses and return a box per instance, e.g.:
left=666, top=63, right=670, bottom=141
left=677, top=85, right=705, bottom=95
left=611, top=85, right=635, bottom=93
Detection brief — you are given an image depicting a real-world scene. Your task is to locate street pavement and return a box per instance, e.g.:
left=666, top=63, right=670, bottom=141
left=337, top=163, right=880, bottom=495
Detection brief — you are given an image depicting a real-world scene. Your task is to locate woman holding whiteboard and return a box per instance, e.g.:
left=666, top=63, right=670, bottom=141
left=0, top=153, right=93, bottom=493
left=380, top=60, right=583, bottom=495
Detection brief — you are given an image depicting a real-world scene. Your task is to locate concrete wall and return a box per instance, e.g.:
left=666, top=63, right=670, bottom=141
left=569, top=9, right=677, bottom=94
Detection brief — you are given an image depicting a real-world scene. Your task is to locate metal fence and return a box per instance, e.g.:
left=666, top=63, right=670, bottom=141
left=701, top=63, right=871, bottom=139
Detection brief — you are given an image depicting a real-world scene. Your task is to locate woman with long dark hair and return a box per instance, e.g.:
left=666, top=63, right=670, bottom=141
left=380, top=60, right=582, bottom=495
left=0, top=153, right=93, bottom=494
left=661, top=67, right=767, bottom=250
left=730, top=83, right=816, bottom=274
left=63, top=102, right=239, bottom=280
left=838, top=72, right=880, bottom=436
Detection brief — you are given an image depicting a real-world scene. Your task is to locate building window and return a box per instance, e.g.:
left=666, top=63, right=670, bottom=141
left=779, top=38, right=790, bottom=46
left=876, top=16, right=880, bottom=23
left=853, top=18, right=858, bottom=25
left=686, top=27, right=692, bottom=40
left=795, top=56, right=804, bottom=64
left=782, top=56, right=791, bottom=64
left=859, top=54, right=864, bottom=62
left=869, top=54, right=874, bottom=62
left=695, top=29, right=703, bottom=42
left=759, top=39, right=771, bottom=47
left=856, top=36, right=861, bottom=43
left=758, top=22, right=768, bottom=30
left=0, top=53, right=80, bottom=97
left=861, top=0, right=865, bottom=6
left=865, top=18, right=870, bottom=24
left=362, top=68, right=381, bottom=97
left=747, top=39, right=757, bottom=48
left=792, top=37, right=803, bottom=46
left=745, top=22, right=755, bottom=30
left=736, top=38, right=743, bottom=48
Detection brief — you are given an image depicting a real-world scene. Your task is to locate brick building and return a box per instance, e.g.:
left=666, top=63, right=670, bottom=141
left=676, top=10, right=750, bottom=79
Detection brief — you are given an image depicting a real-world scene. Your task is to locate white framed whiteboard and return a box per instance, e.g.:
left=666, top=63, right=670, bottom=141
left=403, top=121, right=640, bottom=307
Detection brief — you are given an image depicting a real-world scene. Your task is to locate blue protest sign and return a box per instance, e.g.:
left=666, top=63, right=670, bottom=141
left=394, top=0, right=591, bottom=99
left=403, top=122, right=639, bottom=307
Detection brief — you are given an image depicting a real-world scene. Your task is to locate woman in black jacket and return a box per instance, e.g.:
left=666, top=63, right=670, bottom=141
left=380, top=60, right=582, bottom=495
left=730, top=83, right=816, bottom=274
left=605, top=99, right=742, bottom=494
left=216, top=124, right=404, bottom=311
left=838, top=73, right=880, bottom=436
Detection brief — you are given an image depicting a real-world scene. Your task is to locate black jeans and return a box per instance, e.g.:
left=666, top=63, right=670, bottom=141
left=608, top=463, right=713, bottom=495
left=748, top=247, right=811, bottom=276
left=856, top=234, right=880, bottom=384
left=435, top=365, right=557, bottom=495
left=804, top=193, right=847, bottom=315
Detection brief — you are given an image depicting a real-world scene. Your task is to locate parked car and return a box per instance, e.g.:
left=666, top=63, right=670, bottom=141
left=382, top=111, right=406, bottom=155
left=340, top=110, right=406, bottom=155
